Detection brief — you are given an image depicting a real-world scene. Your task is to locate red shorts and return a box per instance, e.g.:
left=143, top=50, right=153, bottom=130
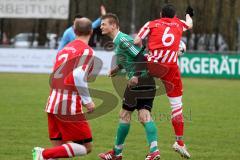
left=147, top=62, right=183, bottom=97
left=47, top=113, right=92, bottom=143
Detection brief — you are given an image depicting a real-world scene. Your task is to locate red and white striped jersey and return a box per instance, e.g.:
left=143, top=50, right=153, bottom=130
left=45, top=39, right=94, bottom=115
left=138, top=16, right=191, bottom=64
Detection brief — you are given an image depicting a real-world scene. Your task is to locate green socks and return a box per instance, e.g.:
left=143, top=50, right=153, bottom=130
left=144, top=121, right=158, bottom=153
left=113, top=121, right=158, bottom=155
left=114, top=122, right=130, bottom=155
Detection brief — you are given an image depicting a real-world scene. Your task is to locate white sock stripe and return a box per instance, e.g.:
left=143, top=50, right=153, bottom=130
left=168, top=96, right=182, bottom=104
left=119, top=119, right=130, bottom=124
left=115, top=144, right=123, bottom=150
left=150, top=141, right=158, bottom=149
left=169, top=96, right=183, bottom=110
left=172, top=110, right=183, bottom=118
left=62, top=144, right=73, bottom=157
left=172, top=106, right=182, bottom=112
left=171, top=104, right=183, bottom=110
left=67, top=143, right=87, bottom=156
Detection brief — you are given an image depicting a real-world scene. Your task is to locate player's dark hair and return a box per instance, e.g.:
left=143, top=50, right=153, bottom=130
left=74, top=14, right=83, bottom=19
left=161, top=4, right=176, bottom=18
left=101, top=13, right=120, bottom=28
left=74, top=18, right=92, bottom=36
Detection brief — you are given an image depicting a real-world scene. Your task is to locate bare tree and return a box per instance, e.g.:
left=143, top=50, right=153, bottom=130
left=214, top=0, right=223, bottom=51
left=37, top=19, right=48, bottom=47
left=31, top=20, right=37, bottom=47
left=0, top=0, right=240, bottom=51
left=227, top=0, right=237, bottom=50
left=0, top=19, right=4, bottom=44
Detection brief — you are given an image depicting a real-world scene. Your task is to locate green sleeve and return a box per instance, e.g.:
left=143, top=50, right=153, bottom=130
left=119, top=37, right=141, bottom=57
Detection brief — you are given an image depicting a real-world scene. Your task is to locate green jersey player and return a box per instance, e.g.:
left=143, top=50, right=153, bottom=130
left=98, top=13, right=160, bottom=160
left=111, top=30, right=147, bottom=79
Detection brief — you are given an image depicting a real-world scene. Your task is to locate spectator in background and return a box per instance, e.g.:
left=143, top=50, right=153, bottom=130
left=58, top=5, right=106, bottom=51
left=2, top=32, right=9, bottom=45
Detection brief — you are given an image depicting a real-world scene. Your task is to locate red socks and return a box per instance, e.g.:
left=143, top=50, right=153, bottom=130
left=42, top=143, right=88, bottom=159
left=171, top=106, right=184, bottom=146
left=42, top=144, right=74, bottom=159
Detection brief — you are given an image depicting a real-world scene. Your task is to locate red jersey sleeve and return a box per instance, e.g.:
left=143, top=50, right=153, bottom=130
left=137, top=22, right=151, bottom=39
left=180, top=20, right=190, bottom=31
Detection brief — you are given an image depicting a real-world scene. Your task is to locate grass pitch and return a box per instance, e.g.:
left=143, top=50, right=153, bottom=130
left=0, top=73, right=239, bottom=160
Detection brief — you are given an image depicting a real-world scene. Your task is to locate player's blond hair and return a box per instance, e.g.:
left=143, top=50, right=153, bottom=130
left=101, top=13, right=120, bottom=29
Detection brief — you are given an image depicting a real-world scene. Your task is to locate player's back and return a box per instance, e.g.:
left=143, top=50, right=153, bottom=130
left=142, top=17, right=188, bottom=64
left=148, top=17, right=184, bottom=52
left=46, top=40, right=94, bottom=115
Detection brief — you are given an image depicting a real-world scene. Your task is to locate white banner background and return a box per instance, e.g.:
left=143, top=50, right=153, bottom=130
left=0, top=48, right=114, bottom=75
left=0, top=0, right=69, bottom=19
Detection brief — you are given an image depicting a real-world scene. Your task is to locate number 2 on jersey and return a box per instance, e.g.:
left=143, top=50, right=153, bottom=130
left=54, top=54, right=68, bottom=79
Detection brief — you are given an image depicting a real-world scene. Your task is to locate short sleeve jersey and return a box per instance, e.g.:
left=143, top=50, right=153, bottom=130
left=138, top=17, right=189, bottom=52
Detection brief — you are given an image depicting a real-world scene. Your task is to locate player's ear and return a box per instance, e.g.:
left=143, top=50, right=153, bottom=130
left=110, top=24, right=114, bottom=30
left=112, top=23, right=117, bottom=30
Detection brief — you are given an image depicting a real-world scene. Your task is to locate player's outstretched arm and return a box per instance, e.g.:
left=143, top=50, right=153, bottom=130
left=180, top=14, right=193, bottom=31
left=185, top=14, right=193, bottom=29
left=92, top=5, right=107, bottom=29
left=100, top=5, right=106, bottom=16
left=181, top=6, right=194, bottom=31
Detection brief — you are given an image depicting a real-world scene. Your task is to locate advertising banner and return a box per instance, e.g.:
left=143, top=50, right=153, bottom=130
left=0, top=48, right=114, bottom=75
left=0, top=0, right=69, bottom=19
left=179, top=53, right=240, bottom=79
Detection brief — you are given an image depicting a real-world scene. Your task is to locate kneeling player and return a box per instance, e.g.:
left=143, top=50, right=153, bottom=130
left=32, top=17, right=95, bottom=160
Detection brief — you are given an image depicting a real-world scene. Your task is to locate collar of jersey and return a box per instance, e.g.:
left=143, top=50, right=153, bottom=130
left=113, top=31, right=121, bottom=43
